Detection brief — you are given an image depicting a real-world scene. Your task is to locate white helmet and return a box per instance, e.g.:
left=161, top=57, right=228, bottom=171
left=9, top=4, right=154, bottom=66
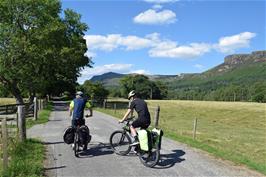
left=76, top=91, right=83, bottom=96
left=128, top=90, right=136, bottom=100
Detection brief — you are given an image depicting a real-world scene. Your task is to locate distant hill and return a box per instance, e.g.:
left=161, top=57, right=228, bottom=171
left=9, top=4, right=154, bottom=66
left=88, top=51, right=266, bottom=101
left=90, top=72, right=177, bottom=88
left=90, top=51, right=266, bottom=90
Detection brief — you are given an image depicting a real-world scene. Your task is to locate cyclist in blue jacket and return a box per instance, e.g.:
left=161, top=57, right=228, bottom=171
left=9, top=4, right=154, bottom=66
left=69, top=91, right=92, bottom=128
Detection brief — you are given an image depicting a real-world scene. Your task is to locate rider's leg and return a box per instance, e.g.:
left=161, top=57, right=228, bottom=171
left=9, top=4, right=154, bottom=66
left=130, top=125, right=137, bottom=137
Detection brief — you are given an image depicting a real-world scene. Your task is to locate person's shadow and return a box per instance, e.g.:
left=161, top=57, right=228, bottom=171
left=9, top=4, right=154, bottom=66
left=78, top=142, right=114, bottom=158
left=155, top=149, right=185, bottom=169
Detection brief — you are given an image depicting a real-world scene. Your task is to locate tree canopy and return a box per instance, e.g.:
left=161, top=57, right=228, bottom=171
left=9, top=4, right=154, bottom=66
left=0, top=0, right=92, bottom=103
left=119, top=74, right=167, bottom=99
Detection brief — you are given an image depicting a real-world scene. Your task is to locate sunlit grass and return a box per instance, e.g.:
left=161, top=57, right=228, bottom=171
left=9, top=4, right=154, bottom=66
left=0, top=98, right=16, bottom=105
left=96, top=100, right=266, bottom=175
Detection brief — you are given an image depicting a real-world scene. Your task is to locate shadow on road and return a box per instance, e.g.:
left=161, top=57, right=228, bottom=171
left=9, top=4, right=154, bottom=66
left=155, top=149, right=186, bottom=169
left=44, top=165, right=66, bottom=171
left=78, top=142, right=114, bottom=158
left=43, top=141, right=64, bottom=145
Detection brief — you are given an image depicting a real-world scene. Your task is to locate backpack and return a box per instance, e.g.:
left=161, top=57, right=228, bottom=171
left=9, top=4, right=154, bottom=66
left=78, top=125, right=91, bottom=145
left=63, top=126, right=75, bottom=144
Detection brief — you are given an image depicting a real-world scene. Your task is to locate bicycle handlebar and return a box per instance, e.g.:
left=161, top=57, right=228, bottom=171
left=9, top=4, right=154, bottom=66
left=119, top=116, right=135, bottom=124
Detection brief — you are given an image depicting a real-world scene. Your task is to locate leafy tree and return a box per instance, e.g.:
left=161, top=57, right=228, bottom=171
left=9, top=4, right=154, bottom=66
left=119, top=74, right=168, bottom=99
left=120, top=75, right=152, bottom=99
left=82, top=81, right=109, bottom=103
left=0, top=0, right=92, bottom=103
left=251, top=82, right=266, bottom=103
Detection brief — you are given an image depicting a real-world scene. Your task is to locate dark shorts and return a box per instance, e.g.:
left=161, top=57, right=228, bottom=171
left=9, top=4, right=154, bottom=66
left=72, top=118, right=85, bottom=128
left=131, top=118, right=150, bottom=129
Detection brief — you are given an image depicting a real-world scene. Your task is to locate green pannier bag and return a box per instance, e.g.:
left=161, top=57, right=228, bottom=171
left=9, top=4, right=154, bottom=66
left=152, top=128, right=163, bottom=150
left=138, top=129, right=149, bottom=151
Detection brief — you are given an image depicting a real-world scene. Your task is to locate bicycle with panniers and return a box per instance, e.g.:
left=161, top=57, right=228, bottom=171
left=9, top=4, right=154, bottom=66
left=109, top=116, right=163, bottom=167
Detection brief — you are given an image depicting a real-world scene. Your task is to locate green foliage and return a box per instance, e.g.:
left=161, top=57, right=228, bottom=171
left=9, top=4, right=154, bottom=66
left=82, top=81, right=109, bottom=103
left=0, top=0, right=92, bottom=103
left=164, top=62, right=266, bottom=102
left=26, top=103, right=52, bottom=128
left=119, top=74, right=167, bottom=99
left=2, top=139, right=44, bottom=177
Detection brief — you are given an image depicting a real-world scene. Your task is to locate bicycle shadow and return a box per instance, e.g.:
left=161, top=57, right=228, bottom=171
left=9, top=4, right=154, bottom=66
left=155, top=149, right=185, bottom=169
left=78, top=142, right=114, bottom=158
left=42, top=141, right=64, bottom=145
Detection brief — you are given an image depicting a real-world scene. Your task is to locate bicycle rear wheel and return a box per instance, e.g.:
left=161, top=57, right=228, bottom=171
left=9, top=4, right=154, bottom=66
left=138, top=144, right=160, bottom=167
left=109, top=130, right=132, bottom=155
left=74, top=133, right=79, bottom=157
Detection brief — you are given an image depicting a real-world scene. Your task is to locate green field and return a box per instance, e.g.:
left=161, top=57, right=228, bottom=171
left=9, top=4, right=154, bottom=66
left=96, top=100, right=266, bottom=175
left=0, top=98, right=16, bottom=105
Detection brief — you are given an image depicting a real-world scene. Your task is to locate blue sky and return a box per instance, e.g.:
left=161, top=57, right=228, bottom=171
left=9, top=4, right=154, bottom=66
left=61, top=0, right=265, bottom=84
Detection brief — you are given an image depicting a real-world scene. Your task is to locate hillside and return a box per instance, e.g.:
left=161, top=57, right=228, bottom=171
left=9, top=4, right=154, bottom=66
left=88, top=51, right=266, bottom=101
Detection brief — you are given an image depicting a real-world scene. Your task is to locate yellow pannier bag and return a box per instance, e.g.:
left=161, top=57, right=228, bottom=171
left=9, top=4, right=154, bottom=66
left=138, top=129, right=149, bottom=151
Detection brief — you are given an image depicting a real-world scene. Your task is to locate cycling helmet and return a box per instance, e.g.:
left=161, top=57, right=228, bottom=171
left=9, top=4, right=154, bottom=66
left=128, top=90, right=136, bottom=100
left=76, top=91, right=83, bottom=96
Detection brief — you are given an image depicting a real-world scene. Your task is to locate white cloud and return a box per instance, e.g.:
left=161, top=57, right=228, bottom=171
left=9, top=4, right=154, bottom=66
left=84, top=31, right=256, bottom=60
left=215, top=32, right=256, bottom=53
left=78, top=64, right=133, bottom=84
left=144, top=0, right=179, bottom=3
left=145, top=32, right=161, bottom=42
left=133, top=9, right=177, bottom=25
left=152, top=4, right=163, bottom=10
left=85, top=51, right=96, bottom=58
left=84, top=34, right=151, bottom=52
left=129, top=69, right=151, bottom=75
left=194, top=64, right=204, bottom=70
left=84, top=34, right=121, bottom=51
left=119, top=35, right=152, bottom=50
left=149, top=42, right=212, bottom=59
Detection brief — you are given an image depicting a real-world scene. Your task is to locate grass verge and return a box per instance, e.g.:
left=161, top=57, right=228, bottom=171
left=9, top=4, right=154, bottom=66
left=2, top=139, right=45, bottom=177
left=26, top=103, right=52, bottom=128
left=0, top=102, right=53, bottom=176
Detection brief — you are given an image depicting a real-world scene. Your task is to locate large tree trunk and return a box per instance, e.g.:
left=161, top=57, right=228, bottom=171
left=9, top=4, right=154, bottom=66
left=11, top=84, right=24, bottom=104
left=0, top=77, right=24, bottom=104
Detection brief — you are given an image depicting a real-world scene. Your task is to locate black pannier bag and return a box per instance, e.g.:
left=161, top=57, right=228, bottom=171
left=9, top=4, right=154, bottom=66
left=79, top=125, right=91, bottom=145
left=63, top=126, right=75, bottom=144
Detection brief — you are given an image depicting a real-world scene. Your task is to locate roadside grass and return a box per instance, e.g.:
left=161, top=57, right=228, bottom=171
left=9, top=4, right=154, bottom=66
left=2, top=139, right=45, bottom=177
left=26, top=103, right=52, bottom=128
left=0, top=102, right=53, bottom=176
left=95, top=100, right=266, bottom=175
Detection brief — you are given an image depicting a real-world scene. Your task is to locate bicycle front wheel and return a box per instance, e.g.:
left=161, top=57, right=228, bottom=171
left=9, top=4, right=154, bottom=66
left=109, top=130, right=132, bottom=155
left=138, top=144, right=160, bottom=168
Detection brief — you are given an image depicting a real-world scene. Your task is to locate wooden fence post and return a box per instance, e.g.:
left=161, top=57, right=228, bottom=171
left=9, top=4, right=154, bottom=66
left=34, top=97, right=38, bottom=120
left=41, top=100, right=44, bottom=110
left=103, top=99, right=106, bottom=109
left=2, top=118, right=8, bottom=171
left=38, top=99, right=41, bottom=111
left=154, top=106, right=160, bottom=128
left=18, top=105, right=26, bottom=142
left=193, top=118, right=198, bottom=140
left=114, top=103, right=117, bottom=114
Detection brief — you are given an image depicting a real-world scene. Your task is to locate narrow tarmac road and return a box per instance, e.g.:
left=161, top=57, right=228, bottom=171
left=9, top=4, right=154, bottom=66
left=28, top=101, right=263, bottom=177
